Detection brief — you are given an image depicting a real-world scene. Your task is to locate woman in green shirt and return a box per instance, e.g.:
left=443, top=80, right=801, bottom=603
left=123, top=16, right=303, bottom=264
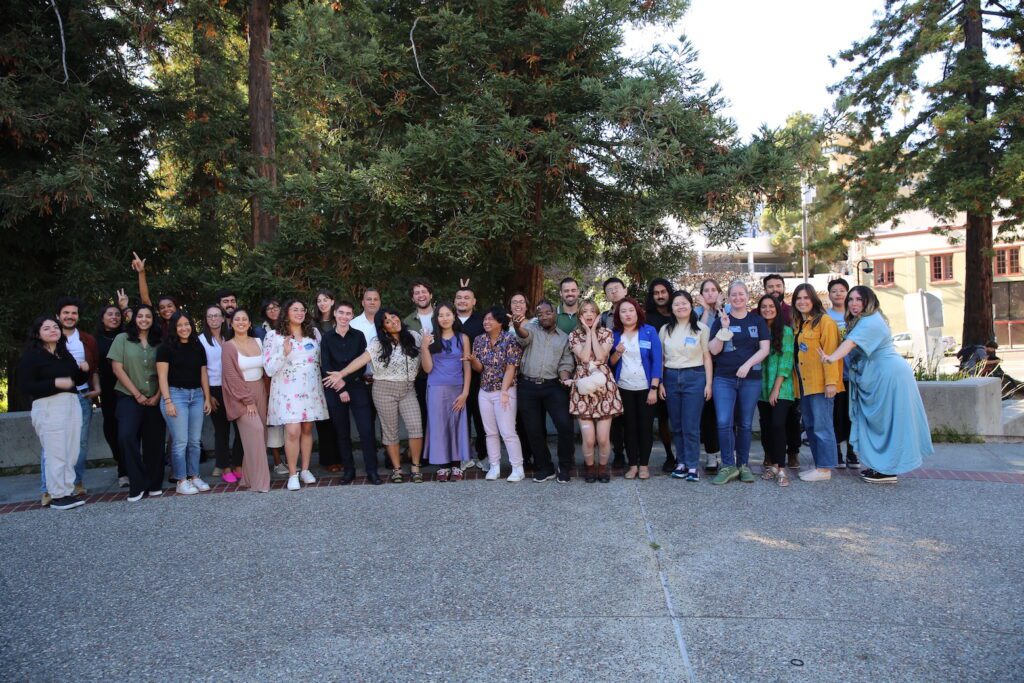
left=756, top=295, right=794, bottom=487
left=107, top=304, right=167, bottom=501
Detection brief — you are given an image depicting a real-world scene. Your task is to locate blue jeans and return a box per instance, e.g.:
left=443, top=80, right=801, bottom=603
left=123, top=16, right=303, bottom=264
left=800, top=393, right=838, bottom=468
left=160, top=387, right=204, bottom=479
left=40, top=392, right=92, bottom=493
left=712, top=375, right=761, bottom=467
left=664, top=368, right=706, bottom=470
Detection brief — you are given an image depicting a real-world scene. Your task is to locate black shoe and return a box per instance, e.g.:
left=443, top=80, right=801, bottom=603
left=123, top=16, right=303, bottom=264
left=847, top=451, right=861, bottom=469
left=861, top=469, right=897, bottom=484
left=367, top=475, right=384, bottom=485
left=598, top=465, right=611, bottom=483
left=557, top=470, right=571, bottom=483
left=705, top=463, right=719, bottom=475
left=661, top=457, right=677, bottom=473
left=836, top=450, right=846, bottom=469
left=611, top=455, right=626, bottom=469
left=533, top=471, right=556, bottom=483
left=50, top=495, right=85, bottom=510
left=339, top=473, right=356, bottom=485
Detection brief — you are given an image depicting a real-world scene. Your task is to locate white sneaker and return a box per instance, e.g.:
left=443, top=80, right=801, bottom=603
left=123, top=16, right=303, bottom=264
left=191, top=477, right=211, bottom=492
left=287, top=474, right=300, bottom=490
left=461, top=458, right=478, bottom=470
left=798, top=468, right=832, bottom=482
left=118, top=476, right=130, bottom=488
left=127, top=491, right=144, bottom=502
left=176, top=480, right=199, bottom=495
left=485, top=465, right=501, bottom=481
left=299, top=469, right=316, bottom=485
left=507, top=466, right=525, bottom=482
left=274, top=463, right=289, bottom=476
left=148, top=489, right=163, bottom=497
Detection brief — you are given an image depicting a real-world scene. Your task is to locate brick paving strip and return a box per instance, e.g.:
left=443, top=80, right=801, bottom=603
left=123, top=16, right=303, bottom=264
left=1, top=465, right=1021, bottom=515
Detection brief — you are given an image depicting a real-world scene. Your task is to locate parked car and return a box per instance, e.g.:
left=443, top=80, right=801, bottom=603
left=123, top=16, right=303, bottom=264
left=892, top=332, right=913, bottom=357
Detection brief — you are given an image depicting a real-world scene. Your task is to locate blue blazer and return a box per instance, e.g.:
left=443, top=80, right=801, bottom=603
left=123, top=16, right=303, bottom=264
left=611, top=324, right=663, bottom=388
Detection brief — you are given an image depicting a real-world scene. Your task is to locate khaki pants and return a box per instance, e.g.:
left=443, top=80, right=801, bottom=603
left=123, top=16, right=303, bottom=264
left=31, top=392, right=83, bottom=499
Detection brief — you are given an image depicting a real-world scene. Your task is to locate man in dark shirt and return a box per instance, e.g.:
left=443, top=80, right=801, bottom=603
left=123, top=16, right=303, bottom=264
left=321, top=301, right=379, bottom=484
left=600, top=278, right=628, bottom=467
left=644, top=278, right=676, bottom=470
left=454, top=286, right=487, bottom=468
left=763, top=273, right=800, bottom=467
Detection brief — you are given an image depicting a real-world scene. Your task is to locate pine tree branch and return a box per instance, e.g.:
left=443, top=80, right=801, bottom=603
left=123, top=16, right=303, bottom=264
left=409, top=17, right=439, bottom=96
left=49, top=0, right=69, bottom=85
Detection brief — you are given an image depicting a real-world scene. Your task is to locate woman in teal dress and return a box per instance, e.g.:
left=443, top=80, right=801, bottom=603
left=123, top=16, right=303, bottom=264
left=819, top=286, right=933, bottom=483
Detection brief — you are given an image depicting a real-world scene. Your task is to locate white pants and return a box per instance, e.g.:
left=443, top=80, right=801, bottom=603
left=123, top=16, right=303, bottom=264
left=478, top=388, right=524, bottom=467
left=31, top=392, right=82, bottom=498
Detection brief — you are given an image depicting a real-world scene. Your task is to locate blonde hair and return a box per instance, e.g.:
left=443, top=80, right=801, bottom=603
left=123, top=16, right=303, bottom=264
left=726, top=279, right=748, bottom=296
left=577, top=299, right=601, bottom=331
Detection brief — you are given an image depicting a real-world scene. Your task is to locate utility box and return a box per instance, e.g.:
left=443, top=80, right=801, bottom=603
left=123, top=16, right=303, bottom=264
left=904, top=290, right=944, bottom=369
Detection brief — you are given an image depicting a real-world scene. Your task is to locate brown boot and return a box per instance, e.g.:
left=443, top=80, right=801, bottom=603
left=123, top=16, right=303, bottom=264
left=598, top=463, right=611, bottom=483
left=584, top=462, right=598, bottom=483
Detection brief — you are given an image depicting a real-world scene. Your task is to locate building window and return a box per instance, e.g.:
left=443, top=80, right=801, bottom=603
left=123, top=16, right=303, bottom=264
left=930, top=254, right=953, bottom=282
left=874, top=259, right=895, bottom=287
left=994, top=247, right=1021, bottom=276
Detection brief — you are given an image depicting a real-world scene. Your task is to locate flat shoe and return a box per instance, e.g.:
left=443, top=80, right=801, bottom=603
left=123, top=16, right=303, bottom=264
left=624, top=466, right=638, bottom=480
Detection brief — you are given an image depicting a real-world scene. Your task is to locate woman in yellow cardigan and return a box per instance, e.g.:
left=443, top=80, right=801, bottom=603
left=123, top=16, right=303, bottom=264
left=791, top=284, right=843, bottom=482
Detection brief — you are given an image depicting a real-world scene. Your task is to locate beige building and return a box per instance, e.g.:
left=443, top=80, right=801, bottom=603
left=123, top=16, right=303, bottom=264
left=850, top=210, right=1023, bottom=347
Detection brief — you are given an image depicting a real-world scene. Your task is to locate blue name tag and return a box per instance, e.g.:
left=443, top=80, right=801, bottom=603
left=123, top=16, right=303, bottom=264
left=684, top=337, right=697, bottom=346
left=639, top=340, right=652, bottom=350
left=729, top=326, right=741, bottom=333
left=304, top=342, right=315, bottom=351
left=799, top=342, right=808, bottom=352
left=748, top=326, right=758, bottom=337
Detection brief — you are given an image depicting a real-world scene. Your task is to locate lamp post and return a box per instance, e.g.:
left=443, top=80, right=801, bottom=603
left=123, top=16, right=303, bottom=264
left=856, top=259, right=873, bottom=286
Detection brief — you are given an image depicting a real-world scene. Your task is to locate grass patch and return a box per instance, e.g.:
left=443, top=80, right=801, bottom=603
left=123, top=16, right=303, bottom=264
left=649, top=542, right=661, bottom=551
left=930, top=426, right=984, bottom=444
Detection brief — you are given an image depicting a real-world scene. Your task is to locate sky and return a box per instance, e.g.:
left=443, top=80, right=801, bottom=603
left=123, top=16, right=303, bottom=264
left=624, top=0, right=883, bottom=140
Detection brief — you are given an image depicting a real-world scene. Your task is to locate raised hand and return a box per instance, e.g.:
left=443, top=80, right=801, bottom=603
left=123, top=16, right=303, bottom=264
left=131, top=251, right=146, bottom=273
left=422, top=332, right=434, bottom=348
left=116, top=288, right=129, bottom=310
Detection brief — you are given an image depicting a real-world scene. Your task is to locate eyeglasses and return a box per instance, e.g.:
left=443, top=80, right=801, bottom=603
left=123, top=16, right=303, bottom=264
left=266, top=305, right=280, bottom=310
left=207, top=314, right=223, bottom=319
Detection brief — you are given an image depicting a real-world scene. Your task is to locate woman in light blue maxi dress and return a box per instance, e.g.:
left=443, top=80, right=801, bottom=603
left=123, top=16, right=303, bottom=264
left=820, top=287, right=933, bottom=476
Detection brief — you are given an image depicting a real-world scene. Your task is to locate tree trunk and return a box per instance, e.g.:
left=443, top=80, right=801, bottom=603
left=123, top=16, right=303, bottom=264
left=507, top=180, right=547, bottom=306
left=248, top=0, right=278, bottom=245
left=962, top=212, right=994, bottom=346
left=959, top=2, right=993, bottom=347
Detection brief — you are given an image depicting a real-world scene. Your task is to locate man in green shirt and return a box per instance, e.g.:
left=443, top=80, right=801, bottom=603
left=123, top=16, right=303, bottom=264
left=556, top=277, right=581, bottom=334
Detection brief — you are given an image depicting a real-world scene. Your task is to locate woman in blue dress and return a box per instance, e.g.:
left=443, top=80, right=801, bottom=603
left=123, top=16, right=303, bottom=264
left=819, top=286, right=933, bottom=483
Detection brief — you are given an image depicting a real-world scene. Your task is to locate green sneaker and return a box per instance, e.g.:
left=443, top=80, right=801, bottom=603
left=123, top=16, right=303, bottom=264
left=738, top=465, right=756, bottom=483
left=712, top=466, right=739, bottom=485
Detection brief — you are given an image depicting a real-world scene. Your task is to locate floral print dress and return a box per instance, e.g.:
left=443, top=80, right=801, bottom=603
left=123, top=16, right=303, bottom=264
left=264, top=331, right=329, bottom=425
left=567, top=327, right=623, bottom=419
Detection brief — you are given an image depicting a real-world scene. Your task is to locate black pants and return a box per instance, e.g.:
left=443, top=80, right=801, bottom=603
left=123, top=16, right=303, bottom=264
left=833, top=390, right=852, bottom=452
left=99, top=388, right=124, bottom=476
left=466, top=373, right=486, bottom=458
left=700, top=398, right=720, bottom=454
left=656, top=397, right=674, bottom=460
left=415, top=372, right=428, bottom=427
left=758, top=399, right=792, bottom=467
left=620, top=388, right=655, bottom=467
left=611, top=415, right=625, bottom=460
left=785, top=400, right=802, bottom=457
left=209, top=386, right=243, bottom=468
left=325, top=381, right=377, bottom=478
left=517, top=379, right=574, bottom=476
left=516, top=410, right=534, bottom=465
left=315, top=417, right=340, bottom=467
left=116, top=397, right=166, bottom=497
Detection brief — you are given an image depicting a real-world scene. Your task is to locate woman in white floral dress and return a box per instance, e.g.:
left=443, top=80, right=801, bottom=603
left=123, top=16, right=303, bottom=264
left=264, top=299, right=329, bottom=491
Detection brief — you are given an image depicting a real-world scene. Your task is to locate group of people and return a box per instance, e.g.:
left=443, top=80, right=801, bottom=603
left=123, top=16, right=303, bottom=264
left=18, top=257, right=935, bottom=510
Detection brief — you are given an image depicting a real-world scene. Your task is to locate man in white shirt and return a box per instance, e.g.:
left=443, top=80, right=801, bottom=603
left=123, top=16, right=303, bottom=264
left=351, top=287, right=381, bottom=347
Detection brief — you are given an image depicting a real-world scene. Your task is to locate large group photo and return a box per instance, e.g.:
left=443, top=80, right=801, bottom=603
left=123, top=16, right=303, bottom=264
left=2, top=0, right=1022, bottom=681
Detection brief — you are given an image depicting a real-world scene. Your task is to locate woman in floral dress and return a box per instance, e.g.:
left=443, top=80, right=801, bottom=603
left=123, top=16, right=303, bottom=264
left=264, top=299, right=329, bottom=492
left=568, top=300, right=623, bottom=483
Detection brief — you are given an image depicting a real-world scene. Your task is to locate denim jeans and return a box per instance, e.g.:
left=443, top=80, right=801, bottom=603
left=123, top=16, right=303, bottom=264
left=664, top=368, right=706, bottom=470
left=40, top=392, right=92, bottom=493
left=160, top=387, right=205, bottom=479
left=800, top=393, right=838, bottom=468
left=712, top=375, right=761, bottom=467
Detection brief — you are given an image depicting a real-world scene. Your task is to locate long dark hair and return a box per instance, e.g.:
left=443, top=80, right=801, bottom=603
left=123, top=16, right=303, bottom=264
left=846, top=285, right=886, bottom=334
left=698, top=279, right=722, bottom=312
left=645, top=278, right=674, bottom=315
left=374, top=307, right=419, bottom=366
left=276, top=299, right=316, bottom=339
left=201, top=304, right=226, bottom=345
left=428, top=302, right=463, bottom=355
left=225, top=307, right=253, bottom=341
left=260, top=297, right=280, bottom=325
left=666, top=291, right=700, bottom=336
left=757, top=295, right=785, bottom=354
left=315, top=289, right=335, bottom=322
left=26, top=315, right=71, bottom=357
left=94, top=304, right=123, bottom=338
left=163, top=311, right=199, bottom=350
left=126, top=304, right=162, bottom=345
left=791, top=284, right=825, bottom=328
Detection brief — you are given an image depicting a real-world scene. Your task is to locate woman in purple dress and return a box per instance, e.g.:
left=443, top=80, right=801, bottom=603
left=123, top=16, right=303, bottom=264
left=421, top=302, right=471, bottom=481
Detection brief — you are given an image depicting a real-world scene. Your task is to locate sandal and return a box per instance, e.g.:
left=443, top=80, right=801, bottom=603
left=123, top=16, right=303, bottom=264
left=638, top=466, right=650, bottom=480
left=777, top=471, right=790, bottom=488
left=390, top=468, right=404, bottom=484
left=624, top=466, right=638, bottom=480
left=761, top=466, right=777, bottom=481
left=410, top=465, right=424, bottom=484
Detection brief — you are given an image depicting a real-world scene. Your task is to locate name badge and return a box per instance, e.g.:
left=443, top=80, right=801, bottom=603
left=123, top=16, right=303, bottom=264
left=684, top=337, right=697, bottom=346
left=304, top=342, right=315, bottom=351
left=748, top=326, right=759, bottom=338
left=799, top=342, right=808, bottom=352
left=639, top=340, right=652, bottom=350
left=729, top=326, right=741, bottom=333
